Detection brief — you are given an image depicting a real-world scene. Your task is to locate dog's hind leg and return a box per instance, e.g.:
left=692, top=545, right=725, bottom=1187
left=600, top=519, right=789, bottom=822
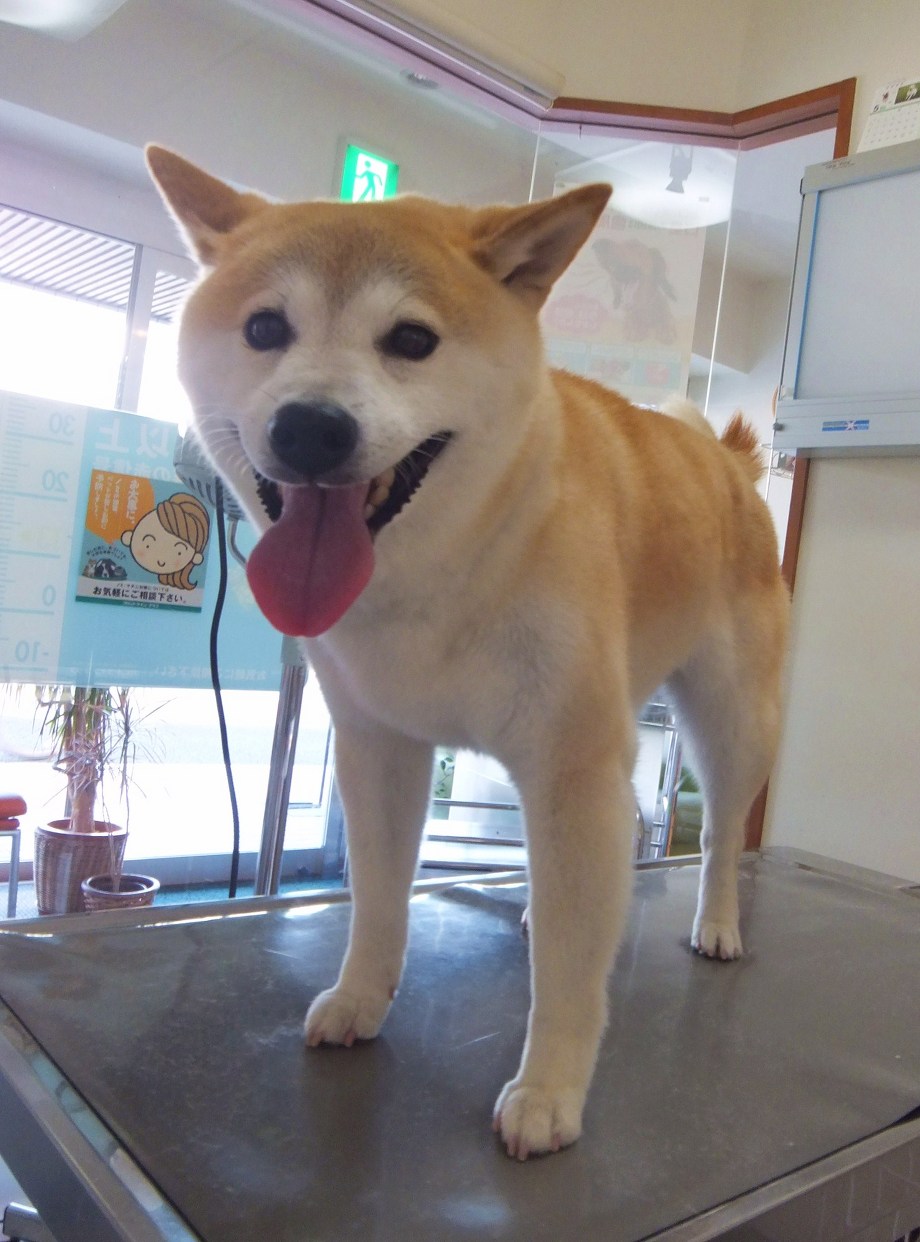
left=494, top=726, right=637, bottom=1159
left=304, top=720, right=433, bottom=1046
left=666, top=602, right=786, bottom=960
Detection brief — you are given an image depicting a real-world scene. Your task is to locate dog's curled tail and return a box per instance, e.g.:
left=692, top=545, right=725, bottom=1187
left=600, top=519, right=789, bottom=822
left=721, top=412, right=765, bottom=483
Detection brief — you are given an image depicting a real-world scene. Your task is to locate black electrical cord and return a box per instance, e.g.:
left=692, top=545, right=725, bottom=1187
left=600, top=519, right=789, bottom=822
left=209, top=479, right=241, bottom=898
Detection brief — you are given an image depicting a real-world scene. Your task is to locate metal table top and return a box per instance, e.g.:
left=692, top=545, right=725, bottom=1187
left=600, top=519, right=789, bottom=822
left=0, top=850, right=918, bottom=1241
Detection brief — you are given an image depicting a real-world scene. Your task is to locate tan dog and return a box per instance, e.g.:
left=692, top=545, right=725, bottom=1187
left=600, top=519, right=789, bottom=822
left=147, top=147, right=789, bottom=1160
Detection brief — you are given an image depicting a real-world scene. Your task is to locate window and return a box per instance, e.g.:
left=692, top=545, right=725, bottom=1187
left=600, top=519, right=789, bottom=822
left=0, top=206, right=131, bottom=408
left=0, top=204, right=336, bottom=894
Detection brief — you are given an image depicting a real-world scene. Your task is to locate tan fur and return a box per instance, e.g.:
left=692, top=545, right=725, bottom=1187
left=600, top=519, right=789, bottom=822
left=147, top=146, right=789, bottom=1161
left=721, top=410, right=766, bottom=483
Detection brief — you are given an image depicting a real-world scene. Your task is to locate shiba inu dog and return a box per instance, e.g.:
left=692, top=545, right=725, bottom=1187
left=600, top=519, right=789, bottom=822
left=147, top=147, right=789, bottom=1161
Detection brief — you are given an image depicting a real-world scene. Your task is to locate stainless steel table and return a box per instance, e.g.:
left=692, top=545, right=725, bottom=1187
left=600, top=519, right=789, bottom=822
left=0, top=850, right=918, bottom=1241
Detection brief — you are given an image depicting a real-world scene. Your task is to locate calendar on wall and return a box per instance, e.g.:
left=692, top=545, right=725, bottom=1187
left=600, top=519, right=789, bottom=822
left=860, top=77, right=920, bottom=151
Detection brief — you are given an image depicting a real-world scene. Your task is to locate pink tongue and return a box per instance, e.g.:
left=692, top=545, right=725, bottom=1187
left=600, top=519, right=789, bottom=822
left=246, top=482, right=374, bottom=637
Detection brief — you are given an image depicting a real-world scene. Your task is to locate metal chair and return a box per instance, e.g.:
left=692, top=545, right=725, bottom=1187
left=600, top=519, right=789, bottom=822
left=0, top=793, right=25, bottom=919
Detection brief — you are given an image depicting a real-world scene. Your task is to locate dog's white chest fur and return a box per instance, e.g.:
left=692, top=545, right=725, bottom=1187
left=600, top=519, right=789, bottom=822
left=307, top=582, right=568, bottom=761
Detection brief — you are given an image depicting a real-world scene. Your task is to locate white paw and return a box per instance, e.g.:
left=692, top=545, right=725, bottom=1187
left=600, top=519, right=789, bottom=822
left=692, top=917, right=743, bottom=960
left=303, top=986, right=391, bottom=1048
left=493, top=1080, right=583, bottom=1160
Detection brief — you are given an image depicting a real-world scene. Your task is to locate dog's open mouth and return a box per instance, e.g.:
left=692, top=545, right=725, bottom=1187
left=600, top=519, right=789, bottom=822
left=246, top=432, right=452, bottom=639
left=253, top=431, right=451, bottom=537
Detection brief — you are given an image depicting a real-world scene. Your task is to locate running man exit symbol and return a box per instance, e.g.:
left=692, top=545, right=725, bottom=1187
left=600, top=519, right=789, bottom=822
left=340, top=145, right=399, bottom=201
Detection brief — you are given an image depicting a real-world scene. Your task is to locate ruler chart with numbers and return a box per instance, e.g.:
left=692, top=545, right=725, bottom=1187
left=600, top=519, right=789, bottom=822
left=0, top=391, right=86, bottom=681
left=0, top=389, right=281, bottom=689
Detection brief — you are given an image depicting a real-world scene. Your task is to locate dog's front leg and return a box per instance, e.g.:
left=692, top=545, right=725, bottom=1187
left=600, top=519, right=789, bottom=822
left=494, top=752, right=637, bottom=1159
left=304, top=721, right=433, bottom=1047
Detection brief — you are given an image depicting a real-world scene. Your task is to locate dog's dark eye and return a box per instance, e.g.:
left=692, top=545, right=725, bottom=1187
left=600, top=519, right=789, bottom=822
left=244, top=309, right=293, bottom=352
left=380, top=321, right=439, bottom=361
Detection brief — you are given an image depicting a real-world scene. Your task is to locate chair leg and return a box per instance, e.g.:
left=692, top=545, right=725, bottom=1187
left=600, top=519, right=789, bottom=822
left=7, top=829, right=20, bottom=919
left=1, top=823, right=20, bottom=919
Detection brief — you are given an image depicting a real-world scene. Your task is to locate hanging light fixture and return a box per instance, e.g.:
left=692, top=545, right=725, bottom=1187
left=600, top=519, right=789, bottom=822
left=666, top=146, right=694, bottom=193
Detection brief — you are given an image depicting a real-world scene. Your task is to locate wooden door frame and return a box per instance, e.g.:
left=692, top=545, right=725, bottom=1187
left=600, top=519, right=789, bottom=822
left=543, top=79, right=856, bottom=849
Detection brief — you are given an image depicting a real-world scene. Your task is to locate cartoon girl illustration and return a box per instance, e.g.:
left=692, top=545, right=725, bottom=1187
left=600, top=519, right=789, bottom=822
left=122, top=492, right=210, bottom=590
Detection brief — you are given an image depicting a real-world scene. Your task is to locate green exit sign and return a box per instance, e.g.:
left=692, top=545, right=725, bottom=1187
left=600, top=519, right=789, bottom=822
left=340, top=144, right=399, bottom=201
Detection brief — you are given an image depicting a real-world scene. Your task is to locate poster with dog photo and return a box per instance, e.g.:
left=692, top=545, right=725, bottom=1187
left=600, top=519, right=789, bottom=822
left=541, top=183, right=706, bottom=407
left=76, top=469, right=210, bottom=611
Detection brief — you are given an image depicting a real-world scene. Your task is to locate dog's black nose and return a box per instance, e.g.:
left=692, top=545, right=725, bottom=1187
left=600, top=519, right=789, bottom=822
left=268, top=401, right=360, bottom=479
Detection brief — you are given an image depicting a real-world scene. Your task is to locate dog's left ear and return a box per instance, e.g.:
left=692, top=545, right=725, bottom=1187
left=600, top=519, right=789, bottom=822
left=472, top=183, right=611, bottom=309
left=146, top=145, right=271, bottom=266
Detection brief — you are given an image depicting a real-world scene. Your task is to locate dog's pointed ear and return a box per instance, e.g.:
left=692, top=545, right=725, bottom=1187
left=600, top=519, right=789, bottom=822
left=472, top=183, right=611, bottom=309
left=146, top=145, right=270, bottom=266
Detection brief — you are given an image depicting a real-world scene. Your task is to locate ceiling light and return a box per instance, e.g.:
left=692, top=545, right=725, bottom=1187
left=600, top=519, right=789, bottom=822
left=402, top=70, right=439, bottom=90
left=0, top=0, right=128, bottom=39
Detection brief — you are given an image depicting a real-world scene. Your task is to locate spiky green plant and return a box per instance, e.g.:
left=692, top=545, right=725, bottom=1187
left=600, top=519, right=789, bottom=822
left=36, top=685, right=135, bottom=833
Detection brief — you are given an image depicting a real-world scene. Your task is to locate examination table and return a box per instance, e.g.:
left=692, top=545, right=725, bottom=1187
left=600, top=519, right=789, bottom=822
left=0, top=849, right=918, bottom=1241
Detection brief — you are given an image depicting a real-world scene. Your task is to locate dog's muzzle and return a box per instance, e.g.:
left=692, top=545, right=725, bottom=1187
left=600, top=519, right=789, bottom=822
left=268, top=401, right=360, bottom=479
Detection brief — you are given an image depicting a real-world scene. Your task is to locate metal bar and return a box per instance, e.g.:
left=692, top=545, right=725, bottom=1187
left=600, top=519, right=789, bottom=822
left=0, top=1008, right=196, bottom=1242
left=425, top=832, right=525, bottom=848
left=431, top=798, right=520, bottom=812
left=2, top=1202, right=58, bottom=1242
left=253, top=637, right=307, bottom=896
left=3, top=827, right=19, bottom=918
left=646, top=1115, right=920, bottom=1240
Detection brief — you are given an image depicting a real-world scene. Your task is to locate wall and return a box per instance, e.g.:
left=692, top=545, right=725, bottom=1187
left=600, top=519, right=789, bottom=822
left=741, top=0, right=920, bottom=143
left=400, top=0, right=754, bottom=110
left=412, top=0, right=920, bottom=141
left=765, top=456, right=920, bottom=882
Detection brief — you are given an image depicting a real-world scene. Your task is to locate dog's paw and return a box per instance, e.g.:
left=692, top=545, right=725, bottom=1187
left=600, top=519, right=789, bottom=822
left=303, top=986, right=391, bottom=1048
left=492, top=1080, right=583, bottom=1161
left=691, top=918, right=743, bottom=960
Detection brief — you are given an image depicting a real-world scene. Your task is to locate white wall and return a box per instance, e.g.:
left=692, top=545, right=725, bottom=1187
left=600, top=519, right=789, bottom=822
left=741, top=0, right=920, bottom=144
left=404, top=0, right=755, bottom=110
left=699, top=276, right=790, bottom=439
left=414, top=0, right=920, bottom=150
left=765, top=457, right=920, bottom=881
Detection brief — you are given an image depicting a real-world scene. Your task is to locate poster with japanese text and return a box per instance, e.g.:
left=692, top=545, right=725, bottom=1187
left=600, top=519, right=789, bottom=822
left=77, top=471, right=210, bottom=611
left=542, top=184, right=707, bottom=407
left=0, top=390, right=281, bottom=688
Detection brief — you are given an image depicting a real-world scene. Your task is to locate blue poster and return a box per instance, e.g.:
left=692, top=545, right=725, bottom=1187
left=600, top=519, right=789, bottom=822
left=0, top=390, right=282, bottom=690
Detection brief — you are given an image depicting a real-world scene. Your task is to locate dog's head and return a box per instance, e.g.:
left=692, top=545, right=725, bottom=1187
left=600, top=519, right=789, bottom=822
left=147, top=146, right=609, bottom=637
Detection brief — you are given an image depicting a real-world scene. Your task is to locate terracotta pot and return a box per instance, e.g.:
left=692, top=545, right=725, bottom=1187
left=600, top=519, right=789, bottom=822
left=33, top=820, right=127, bottom=915
left=81, top=873, right=160, bottom=912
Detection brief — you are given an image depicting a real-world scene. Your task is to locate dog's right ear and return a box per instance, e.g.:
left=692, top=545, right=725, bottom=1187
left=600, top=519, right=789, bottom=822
left=471, top=183, right=612, bottom=310
left=145, top=145, right=270, bottom=266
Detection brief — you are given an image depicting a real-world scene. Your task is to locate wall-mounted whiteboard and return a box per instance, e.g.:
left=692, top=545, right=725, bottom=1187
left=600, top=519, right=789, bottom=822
left=775, top=138, right=920, bottom=455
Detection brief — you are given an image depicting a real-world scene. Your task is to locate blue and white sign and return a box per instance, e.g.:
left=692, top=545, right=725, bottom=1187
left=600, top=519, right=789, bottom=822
left=0, top=389, right=282, bottom=689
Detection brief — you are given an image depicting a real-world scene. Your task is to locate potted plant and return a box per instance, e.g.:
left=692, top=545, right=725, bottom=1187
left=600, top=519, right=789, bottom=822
left=33, top=685, right=159, bottom=914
